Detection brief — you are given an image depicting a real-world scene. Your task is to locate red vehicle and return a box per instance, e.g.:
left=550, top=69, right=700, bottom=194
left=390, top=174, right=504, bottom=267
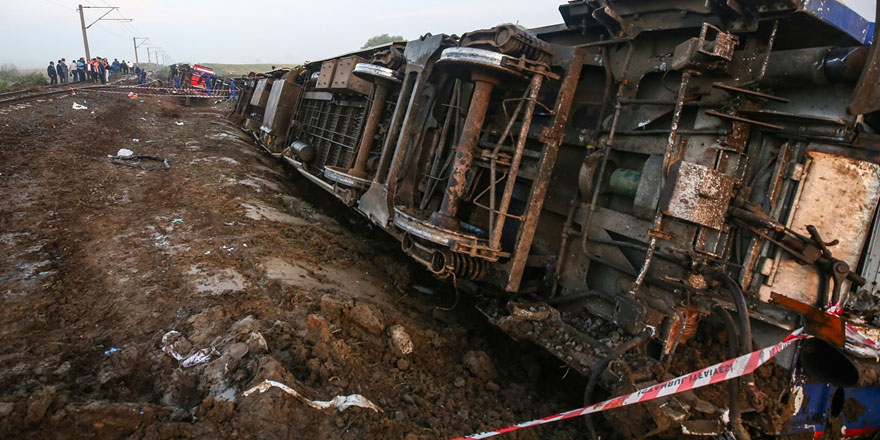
left=190, top=64, right=216, bottom=89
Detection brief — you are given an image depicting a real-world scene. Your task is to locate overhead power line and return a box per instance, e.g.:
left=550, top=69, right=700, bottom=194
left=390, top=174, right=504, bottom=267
left=78, top=5, right=131, bottom=60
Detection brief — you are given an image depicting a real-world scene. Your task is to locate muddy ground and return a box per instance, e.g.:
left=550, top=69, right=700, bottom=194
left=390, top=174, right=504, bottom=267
left=0, top=91, right=593, bottom=439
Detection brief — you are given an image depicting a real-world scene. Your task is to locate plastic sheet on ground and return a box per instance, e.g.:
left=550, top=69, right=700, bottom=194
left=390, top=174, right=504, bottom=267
left=242, top=379, right=381, bottom=413
left=72, top=102, right=88, bottom=110
left=161, top=330, right=221, bottom=368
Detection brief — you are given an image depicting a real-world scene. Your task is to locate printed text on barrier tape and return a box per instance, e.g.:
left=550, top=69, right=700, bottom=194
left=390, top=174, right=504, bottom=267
left=451, top=330, right=807, bottom=440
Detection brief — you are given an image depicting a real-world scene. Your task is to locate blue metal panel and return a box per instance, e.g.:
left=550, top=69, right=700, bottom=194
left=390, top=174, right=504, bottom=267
left=785, top=381, right=880, bottom=437
left=802, top=0, right=875, bottom=45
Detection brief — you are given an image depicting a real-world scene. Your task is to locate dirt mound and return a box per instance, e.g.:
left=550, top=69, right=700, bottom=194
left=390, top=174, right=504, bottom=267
left=0, top=93, right=585, bottom=439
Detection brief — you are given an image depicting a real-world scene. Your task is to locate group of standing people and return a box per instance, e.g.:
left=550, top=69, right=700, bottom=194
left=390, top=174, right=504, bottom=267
left=47, top=58, right=135, bottom=85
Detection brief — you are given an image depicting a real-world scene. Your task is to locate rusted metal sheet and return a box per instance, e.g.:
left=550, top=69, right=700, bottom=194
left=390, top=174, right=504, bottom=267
left=315, top=60, right=336, bottom=90
left=758, top=150, right=880, bottom=304
left=330, top=56, right=373, bottom=96
left=658, top=161, right=736, bottom=230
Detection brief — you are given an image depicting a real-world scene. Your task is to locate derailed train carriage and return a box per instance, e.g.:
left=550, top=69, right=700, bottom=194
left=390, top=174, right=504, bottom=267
left=232, top=0, right=880, bottom=437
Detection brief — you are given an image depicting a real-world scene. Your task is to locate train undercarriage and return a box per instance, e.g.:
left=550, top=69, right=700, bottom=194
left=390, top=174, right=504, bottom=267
left=230, top=1, right=880, bottom=437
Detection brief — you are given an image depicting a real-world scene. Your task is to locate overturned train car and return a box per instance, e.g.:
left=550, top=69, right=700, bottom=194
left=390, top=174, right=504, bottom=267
left=232, top=1, right=880, bottom=437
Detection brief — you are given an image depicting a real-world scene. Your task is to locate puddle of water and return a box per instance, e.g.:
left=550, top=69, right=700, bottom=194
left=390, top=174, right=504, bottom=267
left=237, top=175, right=280, bottom=192
left=190, top=157, right=240, bottom=166
left=260, top=258, right=329, bottom=291
left=188, top=265, right=247, bottom=296
left=259, top=257, right=392, bottom=307
left=240, top=202, right=308, bottom=226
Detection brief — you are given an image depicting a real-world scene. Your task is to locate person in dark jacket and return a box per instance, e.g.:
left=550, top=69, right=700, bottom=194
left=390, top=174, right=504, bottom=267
left=47, top=61, right=57, bottom=85
left=56, top=60, right=65, bottom=84
left=59, top=59, right=69, bottom=83
left=98, top=59, right=106, bottom=84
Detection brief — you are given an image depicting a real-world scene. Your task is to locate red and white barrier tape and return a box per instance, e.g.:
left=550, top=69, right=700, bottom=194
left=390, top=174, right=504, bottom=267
left=109, top=84, right=231, bottom=93
left=71, top=88, right=230, bottom=99
left=452, top=330, right=808, bottom=440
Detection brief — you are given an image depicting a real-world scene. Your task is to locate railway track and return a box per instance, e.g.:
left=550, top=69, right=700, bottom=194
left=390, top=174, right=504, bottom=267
left=0, top=83, right=106, bottom=107
left=0, top=89, right=31, bottom=101
left=0, top=79, right=140, bottom=107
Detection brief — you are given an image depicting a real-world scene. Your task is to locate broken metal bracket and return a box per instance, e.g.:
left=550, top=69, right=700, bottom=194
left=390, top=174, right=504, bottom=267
left=769, top=292, right=844, bottom=347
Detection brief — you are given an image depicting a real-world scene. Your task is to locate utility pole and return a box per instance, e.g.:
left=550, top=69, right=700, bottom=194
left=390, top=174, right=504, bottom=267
left=147, top=47, right=162, bottom=65
left=78, top=5, right=132, bottom=62
left=78, top=5, right=90, bottom=61
left=133, top=37, right=148, bottom=65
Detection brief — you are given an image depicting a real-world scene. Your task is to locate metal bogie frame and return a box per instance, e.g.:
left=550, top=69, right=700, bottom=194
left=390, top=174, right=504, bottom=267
left=232, top=3, right=880, bottom=437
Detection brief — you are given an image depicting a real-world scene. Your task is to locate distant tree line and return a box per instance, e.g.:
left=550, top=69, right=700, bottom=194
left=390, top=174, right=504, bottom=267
left=0, top=63, right=48, bottom=92
left=362, top=34, right=404, bottom=49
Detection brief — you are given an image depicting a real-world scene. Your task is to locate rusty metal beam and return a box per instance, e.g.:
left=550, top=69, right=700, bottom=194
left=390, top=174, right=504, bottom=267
left=489, top=72, right=546, bottom=249
left=431, top=79, right=495, bottom=229
left=505, top=47, right=586, bottom=292
left=348, top=84, right=390, bottom=178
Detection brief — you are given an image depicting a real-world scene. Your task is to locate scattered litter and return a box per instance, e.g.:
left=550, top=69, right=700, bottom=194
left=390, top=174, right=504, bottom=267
left=161, top=330, right=221, bottom=368
left=140, top=117, right=147, bottom=121
left=175, top=121, right=185, bottom=126
left=132, top=138, right=140, bottom=143
left=242, top=379, right=381, bottom=413
left=242, top=243, right=247, bottom=247
left=171, top=218, right=183, bottom=224
left=116, top=148, right=134, bottom=157
left=181, top=348, right=221, bottom=368
left=72, top=102, right=88, bottom=110
left=220, top=245, right=235, bottom=252
left=127, top=92, right=139, bottom=99
left=104, top=347, right=121, bottom=356
left=107, top=154, right=171, bottom=171
left=204, top=250, right=211, bottom=255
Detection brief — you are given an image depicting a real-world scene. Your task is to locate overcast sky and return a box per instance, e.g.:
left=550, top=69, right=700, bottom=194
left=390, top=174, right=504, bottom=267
left=0, top=0, right=564, bottom=69
left=2, top=1, right=875, bottom=69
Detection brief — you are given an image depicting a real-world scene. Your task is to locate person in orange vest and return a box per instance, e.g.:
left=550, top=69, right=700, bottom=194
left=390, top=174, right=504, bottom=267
left=90, top=58, right=100, bottom=82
